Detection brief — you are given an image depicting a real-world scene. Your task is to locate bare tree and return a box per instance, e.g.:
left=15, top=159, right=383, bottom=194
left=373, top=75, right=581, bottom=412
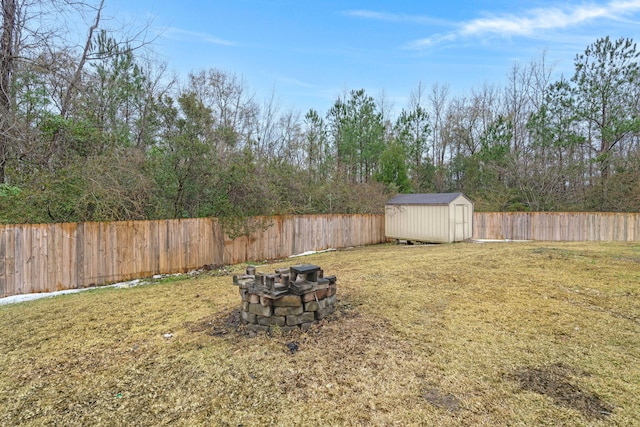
left=0, top=0, right=16, bottom=183
left=428, top=82, right=449, bottom=168
left=187, top=68, right=258, bottom=153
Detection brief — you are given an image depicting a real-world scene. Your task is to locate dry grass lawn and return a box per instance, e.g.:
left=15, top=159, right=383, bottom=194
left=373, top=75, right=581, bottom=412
left=1, top=241, right=639, bottom=426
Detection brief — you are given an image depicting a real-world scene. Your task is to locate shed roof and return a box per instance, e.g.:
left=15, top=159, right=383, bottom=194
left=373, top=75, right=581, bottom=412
left=385, top=192, right=472, bottom=206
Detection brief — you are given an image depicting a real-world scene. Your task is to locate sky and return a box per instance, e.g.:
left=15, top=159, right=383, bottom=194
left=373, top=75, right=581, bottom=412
left=103, top=0, right=640, bottom=115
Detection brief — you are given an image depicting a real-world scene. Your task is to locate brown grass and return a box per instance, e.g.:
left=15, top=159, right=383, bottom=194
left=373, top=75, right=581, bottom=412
left=1, top=241, right=639, bottom=426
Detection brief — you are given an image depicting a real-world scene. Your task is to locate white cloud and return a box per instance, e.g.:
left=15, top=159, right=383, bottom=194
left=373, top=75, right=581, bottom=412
left=406, top=0, right=640, bottom=49
left=276, top=76, right=315, bottom=88
left=343, top=9, right=451, bottom=26
left=406, top=33, right=457, bottom=50
left=162, top=27, right=237, bottom=46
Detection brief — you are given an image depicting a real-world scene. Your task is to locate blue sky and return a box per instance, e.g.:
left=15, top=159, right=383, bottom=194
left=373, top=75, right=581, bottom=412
left=105, top=0, right=640, bottom=114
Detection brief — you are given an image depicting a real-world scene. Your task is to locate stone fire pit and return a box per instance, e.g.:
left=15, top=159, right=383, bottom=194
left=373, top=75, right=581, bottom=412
left=233, top=264, right=337, bottom=333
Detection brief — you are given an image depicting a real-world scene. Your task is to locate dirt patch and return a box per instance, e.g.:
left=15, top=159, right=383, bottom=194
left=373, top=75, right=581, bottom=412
left=513, top=364, right=613, bottom=420
left=422, top=388, right=461, bottom=412
left=185, top=308, right=243, bottom=336
left=186, top=300, right=359, bottom=340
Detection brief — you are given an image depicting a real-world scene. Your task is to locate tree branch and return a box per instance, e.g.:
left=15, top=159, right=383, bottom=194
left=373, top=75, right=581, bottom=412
left=59, top=0, right=103, bottom=118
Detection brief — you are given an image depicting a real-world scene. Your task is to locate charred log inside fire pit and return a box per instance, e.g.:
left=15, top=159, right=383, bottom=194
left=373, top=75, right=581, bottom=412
left=232, top=264, right=337, bottom=333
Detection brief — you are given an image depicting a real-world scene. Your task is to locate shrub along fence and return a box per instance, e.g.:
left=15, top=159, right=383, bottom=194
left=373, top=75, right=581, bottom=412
left=474, top=212, right=640, bottom=242
left=0, top=214, right=385, bottom=298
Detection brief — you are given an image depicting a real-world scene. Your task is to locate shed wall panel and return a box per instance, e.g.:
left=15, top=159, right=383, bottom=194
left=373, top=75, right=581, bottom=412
left=385, top=205, right=451, bottom=242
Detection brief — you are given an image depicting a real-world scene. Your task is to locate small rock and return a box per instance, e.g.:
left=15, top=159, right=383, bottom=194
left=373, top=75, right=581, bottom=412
left=287, top=342, right=299, bottom=354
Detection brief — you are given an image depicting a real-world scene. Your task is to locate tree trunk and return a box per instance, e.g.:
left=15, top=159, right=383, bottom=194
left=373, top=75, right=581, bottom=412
left=59, top=0, right=103, bottom=118
left=0, top=0, right=16, bottom=183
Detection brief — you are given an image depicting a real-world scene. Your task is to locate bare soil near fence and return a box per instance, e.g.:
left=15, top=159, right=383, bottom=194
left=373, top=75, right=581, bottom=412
left=1, top=242, right=639, bottom=426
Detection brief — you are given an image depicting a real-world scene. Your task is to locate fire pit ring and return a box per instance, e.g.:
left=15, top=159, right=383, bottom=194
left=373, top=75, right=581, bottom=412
left=233, top=264, right=337, bottom=333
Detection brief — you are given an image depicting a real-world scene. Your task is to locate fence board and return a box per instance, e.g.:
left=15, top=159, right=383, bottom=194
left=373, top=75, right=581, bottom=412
left=6, top=226, right=15, bottom=297
left=16, top=226, right=26, bottom=295
left=60, top=224, right=70, bottom=290
left=87, top=223, right=99, bottom=286
left=0, top=227, right=6, bottom=297
left=35, top=226, right=46, bottom=293
left=48, top=225, right=58, bottom=292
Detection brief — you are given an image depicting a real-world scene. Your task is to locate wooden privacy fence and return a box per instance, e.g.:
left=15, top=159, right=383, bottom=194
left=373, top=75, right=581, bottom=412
left=474, top=212, right=640, bottom=241
left=3, top=211, right=638, bottom=298
left=0, top=214, right=385, bottom=298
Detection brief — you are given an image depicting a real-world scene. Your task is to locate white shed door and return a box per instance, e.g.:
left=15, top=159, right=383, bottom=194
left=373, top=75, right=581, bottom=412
left=454, top=204, right=467, bottom=241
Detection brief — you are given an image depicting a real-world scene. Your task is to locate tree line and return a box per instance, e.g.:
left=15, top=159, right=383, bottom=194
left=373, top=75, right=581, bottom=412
left=1, top=0, right=639, bottom=226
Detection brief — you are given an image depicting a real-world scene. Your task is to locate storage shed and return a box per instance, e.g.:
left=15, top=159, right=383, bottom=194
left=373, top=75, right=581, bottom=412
left=385, top=193, right=474, bottom=243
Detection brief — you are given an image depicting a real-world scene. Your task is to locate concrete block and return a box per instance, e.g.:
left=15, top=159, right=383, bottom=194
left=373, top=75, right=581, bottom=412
left=286, top=312, right=315, bottom=326
left=274, top=305, right=304, bottom=316
left=248, top=303, right=272, bottom=317
left=304, top=301, right=320, bottom=312
left=327, top=294, right=337, bottom=306
left=303, top=292, right=317, bottom=303
left=315, top=306, right=335, bottom=320
left=241, top=310, right=257, bottom=324
left=274, top=295, right=302, bottom=307
left=257, top=315, right=286, bottom=326
left=327, top=284, right=337, bottom=297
